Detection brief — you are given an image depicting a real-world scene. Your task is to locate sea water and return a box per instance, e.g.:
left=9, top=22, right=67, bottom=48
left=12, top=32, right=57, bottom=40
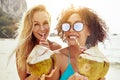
left=0, top=34, right=120, bottom=63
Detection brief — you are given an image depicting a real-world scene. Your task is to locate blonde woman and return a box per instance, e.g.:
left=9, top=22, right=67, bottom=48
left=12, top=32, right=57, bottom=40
left=16, top=5, right=61, bottom=80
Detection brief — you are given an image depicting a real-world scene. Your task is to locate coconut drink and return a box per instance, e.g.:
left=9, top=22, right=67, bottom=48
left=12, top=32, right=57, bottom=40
left=26, top=45, right=55, bottom=77
left=77, top=46, right=109, bottom=80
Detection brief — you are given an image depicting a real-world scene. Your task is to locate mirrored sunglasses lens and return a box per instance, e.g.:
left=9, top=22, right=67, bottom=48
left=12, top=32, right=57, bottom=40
left=62, top=23, right=70, bottom=31
left=74, top=23, right=83, bottom=31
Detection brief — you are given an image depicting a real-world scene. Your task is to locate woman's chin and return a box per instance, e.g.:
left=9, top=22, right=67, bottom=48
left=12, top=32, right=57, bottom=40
left=68, top=41, right=78, bottom=46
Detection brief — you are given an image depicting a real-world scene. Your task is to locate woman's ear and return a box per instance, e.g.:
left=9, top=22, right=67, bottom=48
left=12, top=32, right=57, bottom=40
left=87, top=30, right=90, bottom=36
left=87, top=33, right=90, bottom=36
left=86, top=27, right=91, bottom=36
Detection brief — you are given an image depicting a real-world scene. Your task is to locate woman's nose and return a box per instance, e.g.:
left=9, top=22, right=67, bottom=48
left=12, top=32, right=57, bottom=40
left=41, top=33, right=45, bottom=37
left=69, top=26, right=74, bottom=32
left=40, top=25, right=45, bottom=31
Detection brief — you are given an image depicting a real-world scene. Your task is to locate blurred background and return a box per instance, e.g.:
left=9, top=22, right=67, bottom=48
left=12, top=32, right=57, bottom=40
left=0, top=0, right=120, bottom=80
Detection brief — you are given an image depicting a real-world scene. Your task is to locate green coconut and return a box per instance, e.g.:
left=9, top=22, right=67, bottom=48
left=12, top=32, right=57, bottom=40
left=77, top=46, right=109, bottom=80
left=26, top=45, right=55, bottom=77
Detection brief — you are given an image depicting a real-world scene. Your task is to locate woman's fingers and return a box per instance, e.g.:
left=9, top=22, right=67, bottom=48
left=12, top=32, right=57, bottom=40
left=74, top=72, right=88, bottom=80
left=39, top=41, right=50, bottom=48
left=99, top=78, right=106, bottom=80
left=45, top=67, right=57, bottom=77
left=40, top=74, right=45, bottom=80
left=68, top=72, right=88, bottom=80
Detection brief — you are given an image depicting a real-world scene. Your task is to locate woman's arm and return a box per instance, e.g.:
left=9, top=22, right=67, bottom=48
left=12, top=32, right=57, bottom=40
left=25, top=75, right=39, bottom=80
left=45, top=53, right=61, bottom=80
left=16, top=52, right=39, bottom=80
left=16, top=51, right=27, bottom=80
left=44, top=67, right=60, bottom=80
left=16, top=57, right=39, bottom=80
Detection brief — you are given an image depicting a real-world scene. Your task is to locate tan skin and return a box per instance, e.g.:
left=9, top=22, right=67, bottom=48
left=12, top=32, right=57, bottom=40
left=45, top=13, right=105, bottom=80
left=16, top=11, right=61, bottom=80
left=45, top=13, right=89, bottom=80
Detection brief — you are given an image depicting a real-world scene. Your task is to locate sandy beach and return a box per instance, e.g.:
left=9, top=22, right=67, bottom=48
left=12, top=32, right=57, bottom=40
left=0, top=38, right=120, bottom=80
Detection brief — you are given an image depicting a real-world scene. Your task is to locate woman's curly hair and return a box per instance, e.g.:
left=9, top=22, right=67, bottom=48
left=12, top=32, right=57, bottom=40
left=56, top=6, right=108, bottom=48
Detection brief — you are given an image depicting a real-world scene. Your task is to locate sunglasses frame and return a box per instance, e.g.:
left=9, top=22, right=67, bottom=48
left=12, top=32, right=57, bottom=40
left=62, top=22, right=84, bottom=32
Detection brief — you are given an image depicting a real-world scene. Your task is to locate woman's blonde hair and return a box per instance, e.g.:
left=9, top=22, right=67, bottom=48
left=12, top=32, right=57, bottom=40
left=16, top=4, right=51, bottom=69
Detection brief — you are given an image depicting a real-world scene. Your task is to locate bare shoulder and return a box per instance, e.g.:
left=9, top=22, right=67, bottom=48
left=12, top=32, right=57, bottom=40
left=52, top=48, right=68, bottom=72
left=53, top=49, right=63, bottom=58
left=53, top=48, right=68, bottom=61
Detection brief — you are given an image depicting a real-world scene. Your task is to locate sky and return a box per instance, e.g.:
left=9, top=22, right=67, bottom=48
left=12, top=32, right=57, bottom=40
left=26, top=0, right=120, bottom=34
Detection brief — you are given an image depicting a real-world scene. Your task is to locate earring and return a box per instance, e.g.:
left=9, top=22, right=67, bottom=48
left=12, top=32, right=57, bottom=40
left=87, top=33, right=90, bottom=36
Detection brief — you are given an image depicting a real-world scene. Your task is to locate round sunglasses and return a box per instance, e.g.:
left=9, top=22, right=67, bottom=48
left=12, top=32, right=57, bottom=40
left=62, top=22, right=84, bottom=32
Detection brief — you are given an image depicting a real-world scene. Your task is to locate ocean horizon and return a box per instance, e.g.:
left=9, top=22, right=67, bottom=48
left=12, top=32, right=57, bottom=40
left=0, top=33, right=120, bottom=64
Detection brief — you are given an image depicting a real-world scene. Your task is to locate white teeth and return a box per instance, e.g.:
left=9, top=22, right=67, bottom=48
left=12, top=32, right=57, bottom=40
left=69, top=36, right=76, bottom=39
